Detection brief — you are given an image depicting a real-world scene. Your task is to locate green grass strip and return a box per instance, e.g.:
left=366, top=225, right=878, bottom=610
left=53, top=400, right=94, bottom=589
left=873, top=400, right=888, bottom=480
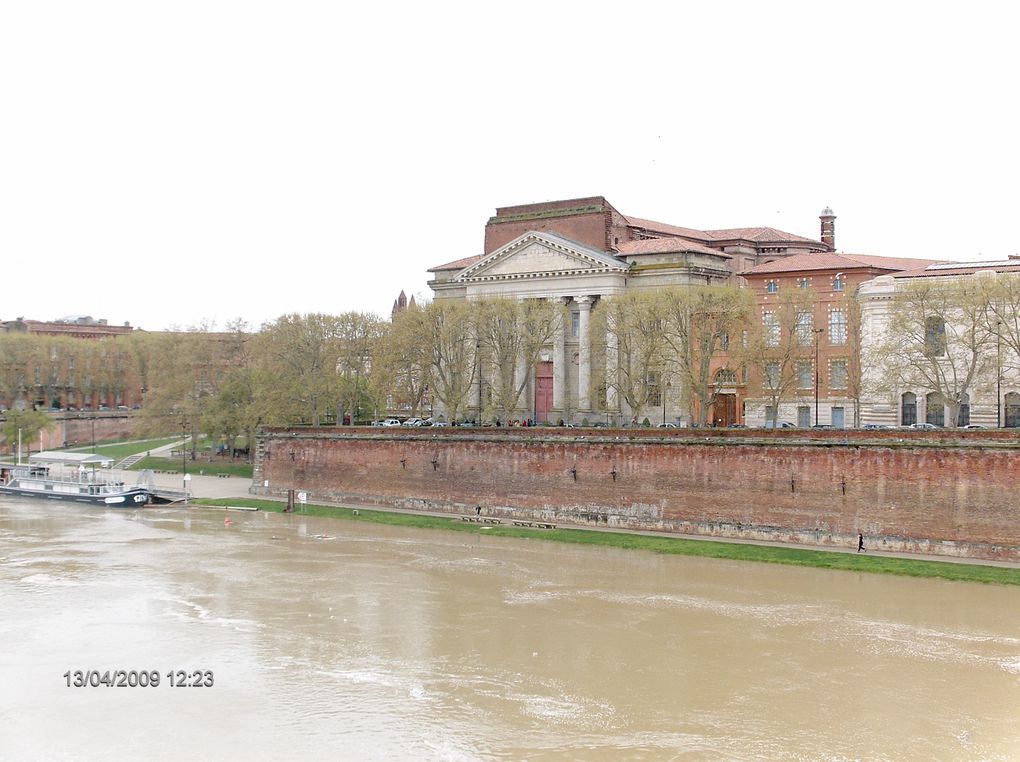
left=192, top=497, right=1020, bottom=586
left=135, top=457, right=253, bottom=477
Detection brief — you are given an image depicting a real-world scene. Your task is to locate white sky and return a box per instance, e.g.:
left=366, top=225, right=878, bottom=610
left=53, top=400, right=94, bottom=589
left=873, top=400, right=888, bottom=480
left=3, top=2, right=1018, bottom=331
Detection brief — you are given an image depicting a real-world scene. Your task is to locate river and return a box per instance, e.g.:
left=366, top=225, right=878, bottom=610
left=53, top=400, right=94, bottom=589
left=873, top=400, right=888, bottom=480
left=1, top=498, right=1018, bottom=760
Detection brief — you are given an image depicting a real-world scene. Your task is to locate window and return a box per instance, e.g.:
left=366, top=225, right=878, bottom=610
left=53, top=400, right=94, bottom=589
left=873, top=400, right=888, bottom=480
left=796, top=312, right=813, bottom=345
left=720, top=332, right=730, bottom=351
left=901, top=392, right=917, bottom=426
left=715, top=368, right=737, bottom=385
left=766, top=281, right=778, bottom=294
left=764, top=313, right=780, bottom=347
left=571, top=313, right=580, bottom=338
left=796, top=361, right=813, bottom=389
left=925, top=317, right=946, bottom=357
left=765, top=362, right=781, bottom=389
left=797, top=406, right=811, bottom=427
left=798, top=277, right=810, bottom=289
left=926, top=392, right=945, bottom=427
left=830, top=360, right=848, bottom=389
left=829, top=309, right=847, bottom=345
left=833, top=275, right=845, bottom=292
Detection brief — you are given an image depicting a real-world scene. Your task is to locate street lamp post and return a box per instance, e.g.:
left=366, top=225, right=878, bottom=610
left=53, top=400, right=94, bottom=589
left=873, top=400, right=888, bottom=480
left=997, top=320, right=1003, bottom=427
left=814, top=328, right=825, bottom=426
left=181, top=419, right=187, bottom=494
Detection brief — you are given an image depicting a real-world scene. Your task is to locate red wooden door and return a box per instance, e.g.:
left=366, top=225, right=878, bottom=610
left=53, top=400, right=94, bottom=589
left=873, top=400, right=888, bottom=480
left=535, top=361, right=553, bottom=423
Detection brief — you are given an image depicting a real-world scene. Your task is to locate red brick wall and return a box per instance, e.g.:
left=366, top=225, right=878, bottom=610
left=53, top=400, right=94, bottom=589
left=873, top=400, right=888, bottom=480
left=255, top=428, right=1020, bottom=561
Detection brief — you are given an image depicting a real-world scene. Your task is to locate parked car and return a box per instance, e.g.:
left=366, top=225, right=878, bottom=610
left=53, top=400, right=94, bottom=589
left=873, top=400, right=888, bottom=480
left=762, top=420, right=797, bottom=429
left=429, top=420, right=448, bottom=427
left=657, top=422, right=678, bottom=428
left=959, top=424, right=985, bottom=429
left=381, top=418, right=402, bottom=427
left=908, top=422, right=939, bottom=430
left=401, top=417, right=426, bottom=427
left=728, top=423, right=747, bottom=428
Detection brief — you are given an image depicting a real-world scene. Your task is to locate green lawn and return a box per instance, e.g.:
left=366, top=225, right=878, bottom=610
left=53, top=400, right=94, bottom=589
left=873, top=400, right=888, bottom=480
left=134, top=457, right=253, bottom=478
left=68, top=437, right=180, bottom=462
left=195, top=497, right=1020, bottom=587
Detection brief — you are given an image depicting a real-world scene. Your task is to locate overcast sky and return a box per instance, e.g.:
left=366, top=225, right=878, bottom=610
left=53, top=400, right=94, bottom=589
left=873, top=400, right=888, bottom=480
left=3, top=2, right=1017, bottom=331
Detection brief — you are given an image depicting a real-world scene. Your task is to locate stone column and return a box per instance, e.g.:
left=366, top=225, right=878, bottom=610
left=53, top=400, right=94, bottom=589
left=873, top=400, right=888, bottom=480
left=577, top=296, right=593, bottom=412
left=552, top=298, right=567, bottom=417
left=606, top=325, right=619, bottom=423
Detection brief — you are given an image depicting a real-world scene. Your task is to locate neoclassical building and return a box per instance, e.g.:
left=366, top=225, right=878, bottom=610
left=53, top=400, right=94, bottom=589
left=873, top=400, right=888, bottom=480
left=428, top=196, right=833, bottom=424
left=858, top=259, right=1020, bottom=427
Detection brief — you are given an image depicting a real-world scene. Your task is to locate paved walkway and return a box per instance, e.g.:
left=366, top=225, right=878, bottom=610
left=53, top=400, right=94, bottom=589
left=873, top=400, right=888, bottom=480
left=137, top=439, right=1019, bottom=570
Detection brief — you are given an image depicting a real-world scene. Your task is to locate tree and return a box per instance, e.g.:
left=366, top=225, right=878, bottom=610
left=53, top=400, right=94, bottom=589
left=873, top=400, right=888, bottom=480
left=374, top=301, right=432, bottom=418
left=590, top=292, right=669, bottom=422
left=2, top=408, right=53, bottom=456
left=334, top=312, right=385, bottom=425
left=874, top=278, right=994, bottom=426
left=658, top=285, right=753, bottom=426
left=417, top=301, right=478, bottom=422
left=745, top=288, right=817, bottom=428
left=475, top=297, right=564, bottom=422
left=253, top=314, right=347, bottom=427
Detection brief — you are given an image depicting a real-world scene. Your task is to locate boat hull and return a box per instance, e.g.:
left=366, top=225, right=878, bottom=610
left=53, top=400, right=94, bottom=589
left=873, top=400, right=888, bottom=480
left=0, top=485, right=151, bottom=507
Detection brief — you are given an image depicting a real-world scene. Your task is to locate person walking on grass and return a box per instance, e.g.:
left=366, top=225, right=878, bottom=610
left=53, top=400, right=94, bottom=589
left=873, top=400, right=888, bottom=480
left=857, top=532, right=866, bottom=553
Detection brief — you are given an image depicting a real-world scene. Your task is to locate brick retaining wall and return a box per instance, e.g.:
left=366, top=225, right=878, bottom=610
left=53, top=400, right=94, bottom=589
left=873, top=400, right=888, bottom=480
left=253, top=428, right=1020, bottom=561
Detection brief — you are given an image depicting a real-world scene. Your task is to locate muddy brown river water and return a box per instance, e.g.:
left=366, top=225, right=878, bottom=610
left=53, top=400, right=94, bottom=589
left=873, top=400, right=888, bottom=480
left=1, top=497, right=1018, bottom=760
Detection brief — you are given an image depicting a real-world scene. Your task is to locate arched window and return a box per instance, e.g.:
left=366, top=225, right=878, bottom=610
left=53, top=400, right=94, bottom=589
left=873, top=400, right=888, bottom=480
left=715, top=368, right=737, bottom=385
left=926, top=392, right=944, bottom=427
left=901, top=392, right=917, bottom=426
left=1005, top=392, right=1020, bottom=428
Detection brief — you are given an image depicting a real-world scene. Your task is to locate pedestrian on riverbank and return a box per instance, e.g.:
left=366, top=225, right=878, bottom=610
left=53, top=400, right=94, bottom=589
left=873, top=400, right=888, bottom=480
left=475, top=505, right=481, bottom=516
left=858, top=532, right=865, bottom=552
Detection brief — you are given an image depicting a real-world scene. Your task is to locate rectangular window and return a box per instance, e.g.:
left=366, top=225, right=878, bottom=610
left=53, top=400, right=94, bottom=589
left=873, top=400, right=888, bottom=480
left=796, top=312, right=813, bottom=345
left=830, top=360, right=848, bottom=389
left=571, top=313, right=580, bottom=338
left=766, top=281, right=778, bottom=294
left=765, top=362, right=781, bottom=389
left=798, top=277, right=810, bottom=289
left=720, top=332, right=730, bottom=351
left=833, top=276, right=845, bottom=292
left=925, top=317, right=946, bottom=357
left=764, top=313, right=780, bottom=347
left=829, top=310, right=847, bottom=345
left=796, top=361, right=813, bottom=389
left=797, top=406, right=811, bottom=427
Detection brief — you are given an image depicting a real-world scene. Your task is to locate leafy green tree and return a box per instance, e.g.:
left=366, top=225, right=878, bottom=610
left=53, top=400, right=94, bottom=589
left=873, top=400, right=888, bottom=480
left=2, top=408, right=53, bottom=455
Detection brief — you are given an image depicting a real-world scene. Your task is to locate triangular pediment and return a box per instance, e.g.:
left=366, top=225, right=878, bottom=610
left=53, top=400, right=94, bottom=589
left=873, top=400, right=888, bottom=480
left=455, top=232, right=627, bottom=282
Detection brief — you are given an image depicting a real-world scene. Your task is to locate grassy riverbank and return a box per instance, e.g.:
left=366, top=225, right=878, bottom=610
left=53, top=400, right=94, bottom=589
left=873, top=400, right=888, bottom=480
left=197, top=497, right=1020, bottom=586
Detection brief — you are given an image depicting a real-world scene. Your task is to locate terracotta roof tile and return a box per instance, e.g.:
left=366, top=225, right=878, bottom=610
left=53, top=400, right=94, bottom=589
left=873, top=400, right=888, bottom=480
left=741, top=252, right=940, bottom=276
left=429, top=254, right=484, bottom=272
left=616, top=237, right=730, bottom=258
left=623, top=216, right=714, bottom=241
left=705, top=227, right=824, bottom=245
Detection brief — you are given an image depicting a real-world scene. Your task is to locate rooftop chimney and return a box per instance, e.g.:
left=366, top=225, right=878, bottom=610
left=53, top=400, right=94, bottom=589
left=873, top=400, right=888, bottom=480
left=820, top=207, right=836, bottom=250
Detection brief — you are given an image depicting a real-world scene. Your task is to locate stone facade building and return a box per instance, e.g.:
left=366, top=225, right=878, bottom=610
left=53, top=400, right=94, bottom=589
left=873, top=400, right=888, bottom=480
left=428, top=196, right=835, bottom=424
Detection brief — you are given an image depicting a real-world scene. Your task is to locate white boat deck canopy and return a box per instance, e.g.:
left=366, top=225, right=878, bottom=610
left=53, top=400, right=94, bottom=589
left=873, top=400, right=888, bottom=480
left=29, top=451, right=114, bottom=467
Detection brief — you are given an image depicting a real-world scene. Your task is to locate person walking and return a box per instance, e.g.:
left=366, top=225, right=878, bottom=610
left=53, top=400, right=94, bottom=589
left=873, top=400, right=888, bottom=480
left=857, top=532, right=866, bottom=553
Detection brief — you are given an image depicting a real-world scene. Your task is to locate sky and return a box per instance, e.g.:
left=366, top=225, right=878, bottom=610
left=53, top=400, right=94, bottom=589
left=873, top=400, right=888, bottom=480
left=3, top=1, right=1019, bottom=332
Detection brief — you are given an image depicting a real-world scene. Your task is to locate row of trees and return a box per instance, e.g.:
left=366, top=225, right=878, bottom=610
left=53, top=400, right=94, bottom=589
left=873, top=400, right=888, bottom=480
left=3, top=273, right=1019, bottom=448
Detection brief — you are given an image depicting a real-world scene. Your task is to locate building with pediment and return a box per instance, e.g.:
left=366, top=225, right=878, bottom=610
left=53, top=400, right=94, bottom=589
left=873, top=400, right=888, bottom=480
left=428, top=196, right=833, bottom=424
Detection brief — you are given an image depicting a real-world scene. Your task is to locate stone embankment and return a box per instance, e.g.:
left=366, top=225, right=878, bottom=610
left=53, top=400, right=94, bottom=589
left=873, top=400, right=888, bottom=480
left=252, top=427, right=1020, bottom=562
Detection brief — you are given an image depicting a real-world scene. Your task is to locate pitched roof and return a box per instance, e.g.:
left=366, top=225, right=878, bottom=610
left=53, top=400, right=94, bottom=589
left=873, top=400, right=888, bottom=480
left=458, top=231, right=628, bottom=280
left=705, top=227, right=824, bottom=245
left=741, top=252, right=940, bottom=276
left=429, top=254, right=484, bottom=272
left=623, top=216, right=714, bottom=242
left=894, top=259, right=1020, bottom=278
left=616, top=237, right=730, bottom=258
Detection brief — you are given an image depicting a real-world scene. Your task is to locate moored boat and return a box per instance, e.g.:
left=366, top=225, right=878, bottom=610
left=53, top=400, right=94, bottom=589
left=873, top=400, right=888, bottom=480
left=0, top=451, right=152, bottom=507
